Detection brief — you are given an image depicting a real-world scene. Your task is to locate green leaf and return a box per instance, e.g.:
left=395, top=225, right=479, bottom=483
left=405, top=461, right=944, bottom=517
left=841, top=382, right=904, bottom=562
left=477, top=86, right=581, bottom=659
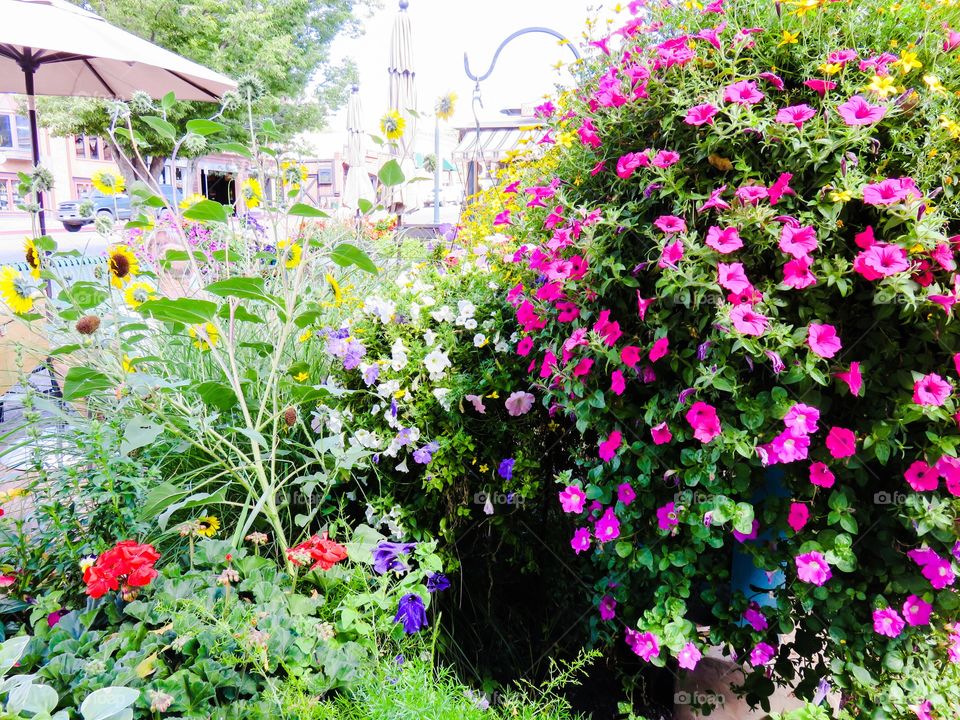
left=79, top=686, right=139, bottom=720
left=183, top=199, right=229, bottom=224
left=358, top=198, right=373, bottom=214
left=185, top=119, right=227, bottom=136
left=142, top=115, right=177, bottom=141
left=218, top=304, right=264, bottom=324
left=195, top=381, right=239, bottom=411
left=288, top=202, right=329, bottom=218
left=160, top=91, right=176, bottom=111
left=0, top=636, right=30, bottom=676
left=157, top=489, right=229, bottom=530
left=378, top=159, right=405, bottom=186
left=213, top=142, right=254, bottom=159
left=847, top=663, right=876, bottom=687
left=62, top=367, right=112, bottom=401
left=205, top=277, right=268, bottom=301
left=330, top=243, right=377, bottom=274
left=615, top=541, right=633, bottom=558
left=58, top=281, right=108, bottom=310
left=138, top=298, right=217, bottom=324
left=120, top=416, right=163, bottom=456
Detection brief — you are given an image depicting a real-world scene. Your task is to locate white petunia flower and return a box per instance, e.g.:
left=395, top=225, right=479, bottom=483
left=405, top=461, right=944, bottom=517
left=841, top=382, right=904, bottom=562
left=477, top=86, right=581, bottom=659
left=424, top=348, right=452, bottom=380
left=473, top=333, right=488, bottom=347
left=423, top=329, right=438, bottom=346
left=433, top=388, right=452, bottom=411
left=390, top=338, right=408, bottom=371
left=431, top=305, right=454, bottom=323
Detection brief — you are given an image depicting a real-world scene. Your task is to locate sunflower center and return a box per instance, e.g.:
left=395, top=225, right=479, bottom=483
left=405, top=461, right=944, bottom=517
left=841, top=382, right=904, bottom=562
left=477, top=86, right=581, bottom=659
left=12, top=277, right=31, bottom=299
left=111, top=253, right=130, bottom=278
left=25, top=247, right=38, bottom=269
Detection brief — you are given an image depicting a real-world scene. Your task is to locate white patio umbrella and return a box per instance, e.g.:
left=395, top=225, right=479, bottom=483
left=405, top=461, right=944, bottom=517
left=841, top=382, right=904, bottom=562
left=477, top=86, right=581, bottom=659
left=386, top=0, right=419, bottom=212
left=0, top=0, right=236, bottom=234
left=341, top=86, right=374, bottom=212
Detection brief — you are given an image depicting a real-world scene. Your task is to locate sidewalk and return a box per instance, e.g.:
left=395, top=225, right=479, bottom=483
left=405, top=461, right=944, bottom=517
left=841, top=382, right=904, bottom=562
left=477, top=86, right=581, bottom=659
left=0, top=214, right=106, bottom=264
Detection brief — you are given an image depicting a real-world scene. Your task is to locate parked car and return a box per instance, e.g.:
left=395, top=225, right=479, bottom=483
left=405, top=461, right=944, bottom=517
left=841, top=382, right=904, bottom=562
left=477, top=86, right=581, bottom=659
left=57, top=192, right=132, bottom=232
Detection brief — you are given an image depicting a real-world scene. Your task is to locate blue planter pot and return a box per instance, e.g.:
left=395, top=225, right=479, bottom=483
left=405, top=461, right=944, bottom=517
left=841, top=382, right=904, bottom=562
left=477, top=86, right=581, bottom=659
left=730, top=468, right=787, bottom=609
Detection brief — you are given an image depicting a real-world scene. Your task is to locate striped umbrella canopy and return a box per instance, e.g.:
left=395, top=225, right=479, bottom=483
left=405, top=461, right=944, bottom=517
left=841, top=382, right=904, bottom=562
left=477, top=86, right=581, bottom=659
left=341, top=85, right=374, bottom=210
left=388, top=0, right=416, bottom=156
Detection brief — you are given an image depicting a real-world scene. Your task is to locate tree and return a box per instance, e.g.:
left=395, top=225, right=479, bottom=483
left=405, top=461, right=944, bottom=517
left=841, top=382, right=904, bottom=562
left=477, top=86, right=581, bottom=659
left=39, top=0, right=372, bottom=184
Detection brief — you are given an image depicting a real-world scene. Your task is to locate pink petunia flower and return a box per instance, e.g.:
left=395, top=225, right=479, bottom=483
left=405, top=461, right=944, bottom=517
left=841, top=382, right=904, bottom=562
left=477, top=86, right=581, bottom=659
left=873, top=607, right=905, bottom=637
left=730, top=305, right=768, bottom=336
left=858, top=243, right=909, bottom=277
left=677, top=642, right=702, bottom=670
left=656, top=501, right=679, bottom=530
left=517, top=336, right=534, bottom=356
left=905, top=460, right=939, bottom=492
left=685, top=103, right=719, bottom=126
left=578, top=117, right=602, bottom=149
left=784, top=403, right=820, bottom=435
left=862, top=177, right=922, bottom=206
left=617, top=482, right=636, bottom=505
left=723, top=80, right=764, bottom=105
left=610, top=370, right=626, bottom=396
left=826, top=427, right=857, bottom=458
left=783, top=256, right=817, bottom=289
left=743, top=603, right=768, bottom=631
left=718, top=262, right=752, bottom=294
left=705, top=226, right=743, bottom=253
left=654, top=214, right=687, bottom=233
left=796, top=551, right=832, bottom=585
left=911, top=700, right=933, bottom=720
left=837, top=95, right=887, bottom=126
left=759, top=71, right=785, bottom=90
left=616, top=152, right=645, bottom=179
left=809, top=462, right=836, bottom=488
left=464, top=394, right=487, bottom=414
left=621, top=345, right=641, bottom=367
left=733, top=520, right=759, bottom=543
left=749, top=642, right=776, bottom=667
left=659, top=239, right=684, bottom=268
left=505, top=391, right=535, bottom=417
left=559, top=485, right=586, bottom=513
left=807, top=322, right=842, bottom=358
left=770, top=430, right=811, bottom=463
left=804, top=79, right=836, bottom=96
left=735, top=185, right=769, bottom=205
left=573, top=357, right=594, bottom=378
left=599, top=430, right=623, bottom=462
left=902, top=595, right=933, bottom=626
left=767, top=172, right=795, bottom=205
left=593, top=309, right=623, bottom=346
left=836, top=362, right=863, bottom=396
left=626, top=629, right=660, bottom=662
left=779, top=224, right=818, bottom=258
left=651, top=421, right=673, bottom=445
left=788, top=502, right=810, bottom=532
left=649, top=337, right=670, bottom=362
left=652, top=150, right=680, bottom=168
left=913, top=373, right=952, bottom=407
left=698, top=185, right=730, bottom=213
left=686, top=401, right=722, bottom=443
left=599, top=594, right=617, bottom=620
left=776, top=104, right=816, bottom=128
left=637, top=292, right=655, bottom=320
left=595, top=507, right=621, bottom=543
left=571, top=527, right=591, bottom=554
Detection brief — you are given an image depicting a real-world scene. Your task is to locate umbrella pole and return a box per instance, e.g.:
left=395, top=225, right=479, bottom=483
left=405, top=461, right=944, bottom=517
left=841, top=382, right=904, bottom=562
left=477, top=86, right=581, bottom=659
left=22, top=62, right=47, bottom=237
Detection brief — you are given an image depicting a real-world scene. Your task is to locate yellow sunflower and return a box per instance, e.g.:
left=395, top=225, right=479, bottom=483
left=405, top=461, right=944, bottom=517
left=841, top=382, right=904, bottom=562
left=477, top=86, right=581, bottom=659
left=196, top=515, right=220, bottom=537
left=91, top=169, right=125, bottom=196
left=380, top=110, right=406, bottom=141
left=23, top=237, right=41, bottom=279
left=122, top=354, right=135, bottom=373
left=124, top=281, right=157, bottom=309
left=277, top=239, right=302, bottom=270
left=179, top=193, right=207, bottom=210
left=325, top=273, right=343, bottom=304
left=435, top=92, right=457, bottom=121
left=241, top=178, right=263, bottom=209
left=281, top=160, right=309, bottom=191
left=0, top=267, right=36, bottom=315
left=189, top=323, right=219, bottom=351
left=107, top=245, right=139, bottom=289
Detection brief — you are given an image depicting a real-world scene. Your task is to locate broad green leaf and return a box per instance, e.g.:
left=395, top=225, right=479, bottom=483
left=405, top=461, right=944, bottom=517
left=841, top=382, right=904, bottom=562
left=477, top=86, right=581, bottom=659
left=138, top=298, right=217, bottom=324
left=217, top=304, right=264, bottom=324
left=79, top=686, right=140, bottom=720
left=183, top=199, right=229, bottom=224
left=160, top=91, right=176, bottom=110
left=205, top=277, right=269, bottom=302
left=120, top=416, right=163, bottom=456
left=331, top=243, right=377, bottom=274
left=185, top=119, right=227, bottom=136
left=0, top=636, right=30, bottom=676
left=62, top=367, right=112, bottom=401
left=358, top=198, right=373, bottom=214
left=157, top=489, right=229, bottom=530
left=58, top=281, right=108, bottom=310
left=141, top=115, right=177, bottom=141
left=195, top=380, right=238, bottom=411
left=288, top=202, right=329, bottom=218
left=378, top=159, right=405, bottom=187
left=213, top=142, right=254, bottom=159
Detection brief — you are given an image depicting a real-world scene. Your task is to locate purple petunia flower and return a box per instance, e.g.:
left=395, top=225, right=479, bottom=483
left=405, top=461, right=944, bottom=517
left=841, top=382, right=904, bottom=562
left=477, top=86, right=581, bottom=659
left=412, top=441, right=440, bottom=465
left=498, top=458, right=515, bottom=480
left=363, top=364, right=380, bottom=386
left=372, top=541, right=416, bottom=574
left=394, top=593, right=428, bottom=634
left=426, top=572, right=450, bottom=593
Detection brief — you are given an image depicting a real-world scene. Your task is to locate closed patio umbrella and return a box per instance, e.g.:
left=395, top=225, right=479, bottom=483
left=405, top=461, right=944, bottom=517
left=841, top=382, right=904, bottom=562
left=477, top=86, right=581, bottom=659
left=0, top=0, right=236, bottom=234
left=341, top=86, right=374, bottom=211
left=386, top=0, right=419, bottom=212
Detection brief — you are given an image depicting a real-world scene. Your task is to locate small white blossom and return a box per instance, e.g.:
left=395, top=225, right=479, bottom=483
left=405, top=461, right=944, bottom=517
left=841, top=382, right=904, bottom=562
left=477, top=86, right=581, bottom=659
left=377, top=379, right=401, bottom=398
left=423, top=329, right=438, bottom=346
left=364, top=297, right=396, bottom=324
left=424, top=348, right=452, bottom=380
left=463, top=318, right=478, bottom=330
left=431, top=305, right=454, bottom=323
left=473, top=333, right=488, bottom=347
left=390, top=338, right=408, bottom=371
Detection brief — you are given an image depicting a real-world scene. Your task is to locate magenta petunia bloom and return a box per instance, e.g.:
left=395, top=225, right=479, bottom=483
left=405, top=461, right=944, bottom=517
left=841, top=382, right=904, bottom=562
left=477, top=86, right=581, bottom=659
left=654, top=214, right=687, bottom=233
left=783, top=256, right=817, bottom=289
left=804, top=79, right=836, bottom=96
left=599, top=430, right=623, bottom=462
left=733, top=520, right=759, bottom=543
left=759, top=71, right=785, bottom=90
left=770, top=430, right=810, bottom=463
left=656, top=501, right=679, bottom=530
left=783, top=403, right=820, bottom=436
left=743, top=603, right=768, bottom=631
left=595, top=507, right=621, bottom=543
left=902, top=595, right=933, bottom=626
left=559, top=485, right=586, bottom=513
left=826, top=426, right=857, bottom=458
left=735, top=185, right=769, bottom=204
left=493, top=209, right=512, bottom=226
left=685, top=102, right=719, bottom=125
left=599, top=594, right=617, bottom=621
left=621, top=345, right=642, bottom=367
left=705, top=226, right=743, bottom=253
left=617, top=482, right=636, bottom=505
left=572, top=357, right=594, bottom=378
left=652, top=150, right=680, bottom=168
left=905, top=460, right=939, bottom=492
left=718, top=262, right=752, bottom=294
left=911, top=700, right=934, bottom=720
left=578, top=117, right=602, bottom=149
left=767, top=172, right=795, bottom=205
left=649, top=336, right=670, bottom=362
left=796, top=551, right=832, bottom=585
left=787, top=502, right=810, bottom=532
left=807, top=322, right=842, bottom=358
left=836, top=362, right=863, bottom=396
left=616, top=152, right=645, bottom=179
left=730, top=305, right=768, bottom=336
left=698, top=185, right=730, bottom=212
left=776, top=104, right=816, bottom=128
left=636, top=292, right=655, bottom=320
left=650, top=421, right=672, bottom=445
left=779, top=224, right=818, bottom=258
left=873, top=607, right=906, bottom=637
left=571, top=527, right=591, bottom=554
left=610, top=370, right=627, bottom=396
left=686, top=401, right=722, bottom=443
left=677, top=642, right=702, bottom=670
left=913, top=373, right=952, bottom=407
left=862, top=177, right=922, bottom=206
left=723, top=79, right=764, bottom=105
left=659, top=239, right=685, bottom=268
left=937, top=455, right=960, bottom=496
left=809, top=462, right=836, bottom=488
left=517, top=336, right=534, bottom=356
left=858, top=243, right=909, bottom=277
left=625, top=629, right=660, bottom=662
left=837, top=95, right=887, bottom=126
left=749, top=642, right=776, bottom=667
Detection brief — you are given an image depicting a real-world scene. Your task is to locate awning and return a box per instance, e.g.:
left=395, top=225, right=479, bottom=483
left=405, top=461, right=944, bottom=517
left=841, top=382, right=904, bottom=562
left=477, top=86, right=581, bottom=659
left=452, top=126, right=538, bottom=163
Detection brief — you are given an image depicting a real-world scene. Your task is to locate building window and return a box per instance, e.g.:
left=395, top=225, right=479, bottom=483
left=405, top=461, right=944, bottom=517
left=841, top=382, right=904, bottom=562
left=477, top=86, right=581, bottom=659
left=0, top=115, right=31, bottom=152
left=74, top=135, right=113, bottom=161
left=74, top=180, right=93, bottom=198
left=317, top=163, right=333, bottom=186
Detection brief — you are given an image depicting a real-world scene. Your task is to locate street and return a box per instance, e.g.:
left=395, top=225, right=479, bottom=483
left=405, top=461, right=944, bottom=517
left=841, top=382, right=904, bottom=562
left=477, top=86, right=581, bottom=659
left=0, top=215, right=107, bottom=264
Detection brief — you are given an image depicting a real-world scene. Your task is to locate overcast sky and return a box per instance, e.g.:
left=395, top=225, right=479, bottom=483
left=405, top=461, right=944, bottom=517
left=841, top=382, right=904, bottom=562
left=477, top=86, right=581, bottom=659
left=315, top=0, right=615, bottom=150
